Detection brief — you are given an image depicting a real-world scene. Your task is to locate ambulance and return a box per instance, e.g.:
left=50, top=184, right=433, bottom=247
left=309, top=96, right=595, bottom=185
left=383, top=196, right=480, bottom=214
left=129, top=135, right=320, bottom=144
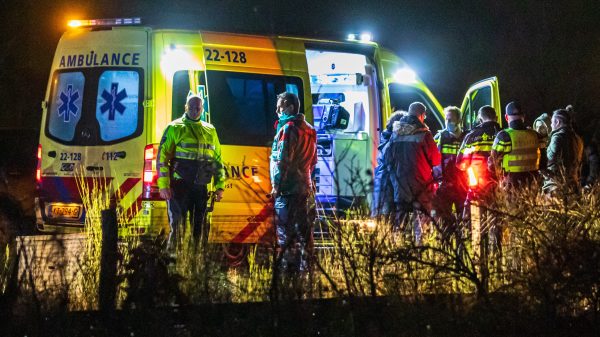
left=35, top=18, right=501, bottom=243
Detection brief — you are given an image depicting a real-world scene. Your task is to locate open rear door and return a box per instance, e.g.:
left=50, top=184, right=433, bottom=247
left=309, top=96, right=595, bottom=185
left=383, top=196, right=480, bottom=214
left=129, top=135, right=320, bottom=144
left=460, top=77, right=500, bottom=131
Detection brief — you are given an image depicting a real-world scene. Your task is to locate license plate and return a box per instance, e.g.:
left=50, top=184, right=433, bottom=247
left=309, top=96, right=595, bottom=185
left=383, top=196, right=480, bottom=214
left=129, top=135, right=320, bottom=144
left=49, top=205, right=81, bottom=219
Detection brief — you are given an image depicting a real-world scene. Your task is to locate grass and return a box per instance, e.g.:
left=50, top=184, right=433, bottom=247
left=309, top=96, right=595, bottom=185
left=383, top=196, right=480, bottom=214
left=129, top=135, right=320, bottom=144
left=2, top=171, right=600, bottom=335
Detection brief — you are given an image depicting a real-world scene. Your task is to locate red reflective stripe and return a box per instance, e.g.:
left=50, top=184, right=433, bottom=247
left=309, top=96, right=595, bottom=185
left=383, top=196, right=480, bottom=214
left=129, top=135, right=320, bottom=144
left=115, top=177, right=140, bottom=199
left=41, top=177, right=114, bottom=201
left=231, top=203, right=273, bottom=243
left=124, top=194, right=143, bottom=222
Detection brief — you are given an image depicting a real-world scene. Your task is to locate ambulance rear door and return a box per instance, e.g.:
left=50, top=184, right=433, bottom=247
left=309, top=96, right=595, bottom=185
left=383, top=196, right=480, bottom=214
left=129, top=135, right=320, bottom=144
left=378, top=48, right=445, bottom=134
left=37, top=27, right=149, bottom=232
left=305, top=42, right=380, bottom=211
left=459, top=77, right=501, bottom=131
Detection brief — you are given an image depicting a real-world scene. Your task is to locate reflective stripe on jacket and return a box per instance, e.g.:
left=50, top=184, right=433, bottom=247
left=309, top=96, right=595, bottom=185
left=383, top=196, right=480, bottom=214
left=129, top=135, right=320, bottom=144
left=499, top=128, right=540, bottom=173
left=157, top=115, right=225, bottom=190
left=456, top=121, right=501, bottom=179
left=434, top=129, right=466, bottom=188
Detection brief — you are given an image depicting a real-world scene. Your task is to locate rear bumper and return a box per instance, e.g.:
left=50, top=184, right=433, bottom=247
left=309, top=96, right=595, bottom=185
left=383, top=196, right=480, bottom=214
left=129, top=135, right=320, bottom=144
left=35, top=197, right=170, bottom=236
left=35, top=197, right=85, bottom=233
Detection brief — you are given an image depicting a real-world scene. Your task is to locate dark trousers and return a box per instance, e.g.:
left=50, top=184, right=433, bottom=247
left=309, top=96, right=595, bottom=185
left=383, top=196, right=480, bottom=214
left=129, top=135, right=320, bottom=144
left=274, top=193, right=314, bottom=272
left=433, top=184, right=467, bottom=227
left=166, top=180, right=208, bottom=249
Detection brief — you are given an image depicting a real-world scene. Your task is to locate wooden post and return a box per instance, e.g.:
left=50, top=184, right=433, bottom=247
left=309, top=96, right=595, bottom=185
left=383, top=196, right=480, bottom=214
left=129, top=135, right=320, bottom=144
left=99, top=206, right=118, bottom=314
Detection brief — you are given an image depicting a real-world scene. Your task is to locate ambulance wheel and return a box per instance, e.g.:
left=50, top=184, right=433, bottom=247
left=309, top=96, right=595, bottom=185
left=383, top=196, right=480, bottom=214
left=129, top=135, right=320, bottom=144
left=223, top=243, right=248, bottom=267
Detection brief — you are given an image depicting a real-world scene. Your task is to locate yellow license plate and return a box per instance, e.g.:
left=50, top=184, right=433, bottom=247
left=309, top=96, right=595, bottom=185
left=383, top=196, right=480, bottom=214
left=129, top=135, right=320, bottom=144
left=50, top=206, right=80, bottom=218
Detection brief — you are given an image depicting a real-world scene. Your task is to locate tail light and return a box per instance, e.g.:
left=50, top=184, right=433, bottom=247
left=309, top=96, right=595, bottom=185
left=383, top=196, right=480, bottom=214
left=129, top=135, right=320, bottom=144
left=36, top=144, right=42, bottom=184
left=142, top=144, right=160, bottom=200
left=467, top=166, right=478, bottom=188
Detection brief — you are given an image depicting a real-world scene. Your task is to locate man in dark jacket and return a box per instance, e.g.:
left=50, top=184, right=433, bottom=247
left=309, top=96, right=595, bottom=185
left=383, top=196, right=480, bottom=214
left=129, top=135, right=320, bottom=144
left=372, top=110, right=405, bottom=218
left=433, top=106, right=468, bottom=229
left=270, top=92, right=318, bottom=273
left=457, top=105, right=501, bottom=196
left=383, top=102, right=441, bottom=218
left=545, top=108, right=584, bottom=190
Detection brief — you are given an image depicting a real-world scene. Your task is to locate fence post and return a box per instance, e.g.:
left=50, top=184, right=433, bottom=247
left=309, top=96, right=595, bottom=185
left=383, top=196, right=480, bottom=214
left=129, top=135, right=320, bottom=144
left=99, top=206, right=118, bottom=314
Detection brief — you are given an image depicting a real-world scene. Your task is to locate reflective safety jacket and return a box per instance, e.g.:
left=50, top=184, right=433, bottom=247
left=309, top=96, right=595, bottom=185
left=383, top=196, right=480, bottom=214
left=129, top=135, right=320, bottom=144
left=434, top=129, right=466, bottom=189
left=491, top=123, right=540, bottom=173
left=456, top=121, right=501, bottom=179
left=270, top=113, right=317, bottom=195
left=157, top=114, right=225, bottom=190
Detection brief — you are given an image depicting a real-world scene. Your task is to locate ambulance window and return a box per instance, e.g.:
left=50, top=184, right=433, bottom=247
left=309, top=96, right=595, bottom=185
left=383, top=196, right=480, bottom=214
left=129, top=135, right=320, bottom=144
left=205, top=71, right=304, bottom=146
left=95, top=70, right=141, bottom=142
left=286, top=83, right=299, bottom=96
left=388, top=83, right=443, bottom=133
left=463, top=86, right=492, bottom=131
left=48, top=72, right=85, bottom=142
left=172, top=71, right=191, bottom=120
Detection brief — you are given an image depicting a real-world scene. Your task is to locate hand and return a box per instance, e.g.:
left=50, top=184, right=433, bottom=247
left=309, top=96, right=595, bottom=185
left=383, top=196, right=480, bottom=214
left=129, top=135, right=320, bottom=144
left=159, top=188, right=172, bottom=200
left=215, top=189, right=224, bottom=202
left=270, top=186, right=278, bottom=198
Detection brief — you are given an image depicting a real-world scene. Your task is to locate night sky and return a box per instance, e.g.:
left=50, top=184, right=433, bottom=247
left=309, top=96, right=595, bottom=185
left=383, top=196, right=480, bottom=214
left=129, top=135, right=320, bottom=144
left=2, top=0, right=599, bottom=140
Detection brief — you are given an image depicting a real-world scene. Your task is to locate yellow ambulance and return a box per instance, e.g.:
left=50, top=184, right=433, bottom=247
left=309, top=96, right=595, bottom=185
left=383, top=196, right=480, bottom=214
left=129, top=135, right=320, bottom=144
left=35, top=18, right=500, bottom=242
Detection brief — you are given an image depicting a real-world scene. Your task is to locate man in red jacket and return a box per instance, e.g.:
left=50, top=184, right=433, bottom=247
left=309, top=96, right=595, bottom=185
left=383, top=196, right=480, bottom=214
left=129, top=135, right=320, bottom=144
left=270, top=92, right=317, bottom=273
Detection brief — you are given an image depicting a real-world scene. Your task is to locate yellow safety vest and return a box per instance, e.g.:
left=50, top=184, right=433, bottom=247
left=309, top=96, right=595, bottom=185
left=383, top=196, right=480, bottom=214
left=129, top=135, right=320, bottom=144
left=157, top=115, right=225, bottom=189
left=502, top=128, right=540, bottom=173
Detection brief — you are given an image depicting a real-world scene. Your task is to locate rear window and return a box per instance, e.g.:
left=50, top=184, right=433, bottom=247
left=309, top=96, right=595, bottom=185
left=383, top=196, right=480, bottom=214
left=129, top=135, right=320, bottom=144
left=96, top=70, right=140, bottom=141
left=47, top=72, right=85, bottom=142
left=45, top=68, right=144, bottom=145
left=204, top=71, right=303, bottom=146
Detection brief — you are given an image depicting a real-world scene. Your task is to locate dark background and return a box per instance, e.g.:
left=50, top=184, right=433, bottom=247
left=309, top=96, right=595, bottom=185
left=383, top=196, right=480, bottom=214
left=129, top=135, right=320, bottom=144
left=1, top=0, right=599, bottom=140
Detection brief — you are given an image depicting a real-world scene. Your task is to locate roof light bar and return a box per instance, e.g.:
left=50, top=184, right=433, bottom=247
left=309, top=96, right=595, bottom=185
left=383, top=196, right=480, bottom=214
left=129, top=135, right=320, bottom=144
left=347, top=32, right=373, bottom=43
left=67, top=17, right=142, bottom=28
left=359, top=33, right=372, bottom=42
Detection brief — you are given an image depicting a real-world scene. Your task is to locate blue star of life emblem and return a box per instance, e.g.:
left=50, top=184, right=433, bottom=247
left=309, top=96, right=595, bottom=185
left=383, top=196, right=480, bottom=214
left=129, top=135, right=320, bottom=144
left=100, top=82, right=127, bottom=121
left=58, top=84, right=80, bottom=122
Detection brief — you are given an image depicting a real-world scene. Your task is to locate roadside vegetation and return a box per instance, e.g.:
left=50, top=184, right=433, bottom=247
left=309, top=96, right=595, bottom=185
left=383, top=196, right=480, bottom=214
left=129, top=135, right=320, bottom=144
left=1, top=173, right=600, bottom=336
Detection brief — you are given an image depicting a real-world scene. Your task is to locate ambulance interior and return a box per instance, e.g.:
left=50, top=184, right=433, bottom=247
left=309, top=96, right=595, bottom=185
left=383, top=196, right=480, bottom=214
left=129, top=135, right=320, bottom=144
left=306, top=50, right=371, bottom=134
left=306, top=49, right=373, bottom=200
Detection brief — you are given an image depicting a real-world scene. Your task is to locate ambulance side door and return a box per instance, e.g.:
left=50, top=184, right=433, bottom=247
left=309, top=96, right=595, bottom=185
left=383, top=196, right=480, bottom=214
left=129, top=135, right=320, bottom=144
left=460, top=77, right=501, bottom=131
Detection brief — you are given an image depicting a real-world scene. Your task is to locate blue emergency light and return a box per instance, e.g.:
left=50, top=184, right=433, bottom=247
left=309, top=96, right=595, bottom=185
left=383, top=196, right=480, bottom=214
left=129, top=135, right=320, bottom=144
left=68, top=18, right=142, bottom=28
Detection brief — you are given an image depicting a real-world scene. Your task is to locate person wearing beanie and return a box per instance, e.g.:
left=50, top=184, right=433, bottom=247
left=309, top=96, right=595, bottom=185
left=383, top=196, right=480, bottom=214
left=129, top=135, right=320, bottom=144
left=489, top=101, right=542, bottom=188
left=545, top=108, right=584, bottom=192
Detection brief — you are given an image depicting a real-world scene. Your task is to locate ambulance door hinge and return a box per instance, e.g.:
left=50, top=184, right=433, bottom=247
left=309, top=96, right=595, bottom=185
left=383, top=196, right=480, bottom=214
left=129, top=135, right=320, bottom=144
left=143, top=99, right=154, bottom=108
left=41, top=101, right=48, bottom=110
